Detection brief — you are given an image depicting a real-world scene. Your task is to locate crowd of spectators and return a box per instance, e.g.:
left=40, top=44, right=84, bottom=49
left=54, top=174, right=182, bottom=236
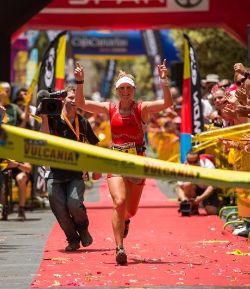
left=0, top=61, right=249, bottom=225
left=145, top=62, right=249, bottom=230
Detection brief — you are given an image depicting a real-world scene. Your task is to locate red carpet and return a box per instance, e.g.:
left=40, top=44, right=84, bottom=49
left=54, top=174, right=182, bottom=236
left=31, top=179, right=250, bottom=288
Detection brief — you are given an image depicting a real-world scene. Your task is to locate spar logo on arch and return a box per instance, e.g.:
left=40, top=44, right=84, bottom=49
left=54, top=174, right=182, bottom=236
left=44, top=0, right=209, bottom=13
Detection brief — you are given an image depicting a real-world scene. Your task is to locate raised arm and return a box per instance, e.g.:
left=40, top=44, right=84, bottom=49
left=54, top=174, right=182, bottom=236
left=74, top=62, right=109, bottom=114
left=141, top=59, right=173, bottom=121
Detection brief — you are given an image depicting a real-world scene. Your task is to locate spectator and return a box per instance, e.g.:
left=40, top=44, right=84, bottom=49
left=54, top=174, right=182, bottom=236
left=2, top=160, right=32, bottom=220
left=0, top=82, right=26, bottom=126
left=13, top=87, right=36, bottom=129
left=176, top=151, right=220, bottom=216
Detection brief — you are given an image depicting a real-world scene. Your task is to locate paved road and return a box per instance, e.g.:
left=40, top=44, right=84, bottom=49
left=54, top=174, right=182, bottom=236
left=0, top=209, right=54, bottom=289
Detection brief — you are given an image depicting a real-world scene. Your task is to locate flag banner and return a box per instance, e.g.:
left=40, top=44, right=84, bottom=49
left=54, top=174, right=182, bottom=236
left=100, top=59, right=117, bottom=100
left=180, top=34, right=203, bottom=163
left=0, top=124, right=250, bottom=189
left=141, top=30, right=164, bottom=99
left=38, top=31, right=67, bottom=91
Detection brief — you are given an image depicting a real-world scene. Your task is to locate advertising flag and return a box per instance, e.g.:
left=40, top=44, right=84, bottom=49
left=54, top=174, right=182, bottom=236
left=38, top=31, right=67, bottom=91
left=180, top=34, right=204, bottom=163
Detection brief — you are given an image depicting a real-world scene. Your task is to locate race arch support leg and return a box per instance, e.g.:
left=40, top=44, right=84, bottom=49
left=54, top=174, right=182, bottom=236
left=180, top=133, right=192, bottom=163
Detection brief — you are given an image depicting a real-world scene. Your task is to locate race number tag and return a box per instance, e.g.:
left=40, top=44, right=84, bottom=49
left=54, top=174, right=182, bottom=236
left=112, top=143, right=137, bottom=155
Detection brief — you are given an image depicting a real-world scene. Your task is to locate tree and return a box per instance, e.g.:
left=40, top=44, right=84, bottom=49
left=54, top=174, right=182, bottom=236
left=170, top=28, right=247, bottom=80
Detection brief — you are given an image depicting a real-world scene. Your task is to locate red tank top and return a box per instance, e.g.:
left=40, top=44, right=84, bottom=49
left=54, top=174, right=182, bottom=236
left=109, top=101, right=145, bottom=145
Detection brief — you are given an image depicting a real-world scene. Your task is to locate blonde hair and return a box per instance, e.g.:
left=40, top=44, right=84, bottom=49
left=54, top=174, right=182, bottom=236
left=116, top=70, right=135, bottom=83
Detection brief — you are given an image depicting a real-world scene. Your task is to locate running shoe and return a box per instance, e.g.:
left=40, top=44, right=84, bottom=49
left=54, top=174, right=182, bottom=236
left=65, top=241, right=80, bottom=251
left=17, top=206, right=26, bottom=221
left=116, top=246, right=127, bottom=265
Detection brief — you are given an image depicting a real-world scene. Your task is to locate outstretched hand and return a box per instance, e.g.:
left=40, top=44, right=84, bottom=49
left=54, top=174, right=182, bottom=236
left=74, top=62, right=84, bottom=81
left=234, top=63, right=245, bottom=74
left=158, top=59, right=168, bottom=80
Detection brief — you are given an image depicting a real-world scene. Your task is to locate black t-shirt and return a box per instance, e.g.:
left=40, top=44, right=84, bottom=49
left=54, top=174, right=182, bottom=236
left=48, top=114, right=99, bottom=179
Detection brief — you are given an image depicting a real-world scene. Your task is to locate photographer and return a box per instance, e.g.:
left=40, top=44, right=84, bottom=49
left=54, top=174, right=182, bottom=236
left=40, top=65, right=100, bottom=251
left=176, top=151, right=220, bottom=216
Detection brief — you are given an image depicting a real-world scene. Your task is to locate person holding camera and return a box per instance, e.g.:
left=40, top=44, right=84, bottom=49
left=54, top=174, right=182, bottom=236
left=40, top=64, right=100, bottom=252
left=75, top=59, right=173, bottom=265
left=176, top=151, right=220, bottom=216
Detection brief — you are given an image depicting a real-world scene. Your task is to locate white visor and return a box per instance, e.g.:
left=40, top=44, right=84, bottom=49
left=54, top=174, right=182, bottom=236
left=115, top=76, right=135, bottom=89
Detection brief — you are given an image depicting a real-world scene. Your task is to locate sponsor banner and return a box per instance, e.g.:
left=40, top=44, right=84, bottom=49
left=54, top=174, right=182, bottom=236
left=42, top=0, right=209, bottom=14
left=71, top=30, right=142, bottom=56
left=180, top=34, right=203, bottom=163
left=38, top=31, right=67, bottom=91
left=1, top=124, right=250, bottom=189
left=70, top=30, right=180, bottom=65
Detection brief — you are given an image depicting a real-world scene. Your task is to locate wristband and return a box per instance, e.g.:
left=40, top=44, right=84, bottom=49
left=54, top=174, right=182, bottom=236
left=159, top=77, right=169, bottom=87
left=75, top=80, right=84, bottom=84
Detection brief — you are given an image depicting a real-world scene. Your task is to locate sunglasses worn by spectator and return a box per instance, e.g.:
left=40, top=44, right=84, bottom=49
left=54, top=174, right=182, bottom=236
left=236, top=77, right=246, bottom=86
left=187, top=158, right=199, bottom=165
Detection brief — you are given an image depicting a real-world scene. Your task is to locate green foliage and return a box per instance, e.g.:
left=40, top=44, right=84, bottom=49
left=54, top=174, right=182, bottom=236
left=170, top=28, right=247, bottom=80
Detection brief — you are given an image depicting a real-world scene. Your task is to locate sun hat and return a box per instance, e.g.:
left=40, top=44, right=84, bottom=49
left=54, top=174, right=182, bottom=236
left=205, top=74, right=219, bottom=83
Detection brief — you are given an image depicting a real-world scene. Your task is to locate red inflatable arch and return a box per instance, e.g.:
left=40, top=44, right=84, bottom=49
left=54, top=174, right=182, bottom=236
left=20, top=0, right=250, bottom=47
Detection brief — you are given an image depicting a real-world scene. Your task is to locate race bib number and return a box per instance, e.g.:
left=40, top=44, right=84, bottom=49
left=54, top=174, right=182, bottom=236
left=112, top=143, right=137, bottom=155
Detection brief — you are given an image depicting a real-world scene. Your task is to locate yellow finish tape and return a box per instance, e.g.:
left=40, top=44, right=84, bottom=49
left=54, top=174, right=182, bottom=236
left=192, top=123, right=250, bottom=143
left=0, top=124, right=250, bottom=188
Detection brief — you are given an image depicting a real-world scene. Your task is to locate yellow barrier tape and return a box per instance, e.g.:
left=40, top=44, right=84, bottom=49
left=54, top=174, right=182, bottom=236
left=192, top=123, right=250, bottom=143
left=167, top=153, right=180, bottom=162
left=192, top=139, right=217, bottom=152
left=0, top=124, right=250, bottom=188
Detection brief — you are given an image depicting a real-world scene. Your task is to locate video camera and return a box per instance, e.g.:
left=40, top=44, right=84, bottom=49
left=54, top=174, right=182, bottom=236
left=37, top=89, right=67, bottom=116
left=179, top=199, right=199, bottom=216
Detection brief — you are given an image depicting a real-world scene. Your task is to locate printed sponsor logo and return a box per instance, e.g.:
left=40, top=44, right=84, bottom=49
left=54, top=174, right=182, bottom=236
left=189, top=46, right=203, bottom=134
left=86, top=154, right=136, bottom=170
left=69, top=0, right=167, bottom=8
left=42, top=0, right=209, bottom=14
left=24, top=140, right=79, bottom=165
left=144, top=161, right=198, bottom=178
left=71, top=36, right=128, bottom=50
left=175, top=0, right=202, bottom=9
